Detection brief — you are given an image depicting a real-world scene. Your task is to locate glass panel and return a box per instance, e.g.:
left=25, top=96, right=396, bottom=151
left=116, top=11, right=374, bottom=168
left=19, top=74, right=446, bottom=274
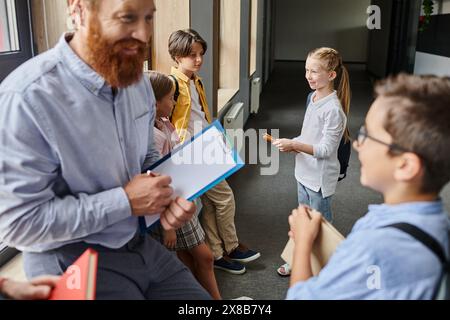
left=249, top=0, right=258, bottom=76
left=0, top=0, right=20, bottom=53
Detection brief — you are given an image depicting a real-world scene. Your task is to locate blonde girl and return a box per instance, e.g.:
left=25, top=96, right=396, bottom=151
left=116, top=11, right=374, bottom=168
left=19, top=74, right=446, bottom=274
left=274, top=48, right=351, bottom=276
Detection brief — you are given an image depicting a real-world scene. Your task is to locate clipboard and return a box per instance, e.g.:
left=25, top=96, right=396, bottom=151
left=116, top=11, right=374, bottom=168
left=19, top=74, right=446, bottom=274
left=281, top=216, right=345, bottom=276
left=144, top=120, right=244, bottom=228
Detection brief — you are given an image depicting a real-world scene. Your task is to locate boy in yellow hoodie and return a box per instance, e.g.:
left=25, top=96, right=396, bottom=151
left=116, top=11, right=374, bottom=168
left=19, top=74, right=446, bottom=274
left=168, top=29, right=260, bottom=274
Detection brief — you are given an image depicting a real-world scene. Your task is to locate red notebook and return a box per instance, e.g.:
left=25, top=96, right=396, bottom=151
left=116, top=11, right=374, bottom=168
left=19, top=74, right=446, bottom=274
left=49, top=248, right=98, bottom=300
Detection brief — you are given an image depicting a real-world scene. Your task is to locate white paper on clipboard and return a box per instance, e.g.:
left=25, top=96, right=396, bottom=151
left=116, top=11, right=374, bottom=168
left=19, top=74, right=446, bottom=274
left=145, top=121, right=244, bottom=228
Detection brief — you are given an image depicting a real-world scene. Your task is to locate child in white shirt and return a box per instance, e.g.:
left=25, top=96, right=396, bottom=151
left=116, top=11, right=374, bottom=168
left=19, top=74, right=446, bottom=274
left=273, top=47, right=350, bottom=276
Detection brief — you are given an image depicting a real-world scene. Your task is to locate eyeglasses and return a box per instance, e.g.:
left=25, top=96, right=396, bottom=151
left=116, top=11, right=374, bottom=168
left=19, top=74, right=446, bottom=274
left=356, top=125, right=410, bottom=153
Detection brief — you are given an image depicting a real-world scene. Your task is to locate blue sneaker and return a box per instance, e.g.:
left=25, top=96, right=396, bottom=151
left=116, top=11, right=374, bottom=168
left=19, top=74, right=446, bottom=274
left=214, top=256, right=246, bottom=275
left=228, top=244, right=261, bottom=263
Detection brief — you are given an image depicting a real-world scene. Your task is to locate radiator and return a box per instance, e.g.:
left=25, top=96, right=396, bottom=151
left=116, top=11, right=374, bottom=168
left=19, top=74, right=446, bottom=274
left=250, top=77, right=261, bottom=114
left=224, top=102, right=245, bottom=155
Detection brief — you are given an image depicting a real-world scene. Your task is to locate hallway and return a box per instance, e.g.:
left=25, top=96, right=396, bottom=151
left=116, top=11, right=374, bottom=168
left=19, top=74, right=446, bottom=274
left=216, top=62, right=450, bottom=300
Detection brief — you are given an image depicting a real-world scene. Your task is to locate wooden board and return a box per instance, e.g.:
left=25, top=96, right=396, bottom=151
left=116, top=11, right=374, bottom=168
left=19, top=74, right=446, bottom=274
left=152, top=0, right=190, bottom=74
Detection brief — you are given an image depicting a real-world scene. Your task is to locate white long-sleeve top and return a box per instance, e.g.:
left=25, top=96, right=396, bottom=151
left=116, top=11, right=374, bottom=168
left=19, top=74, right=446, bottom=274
left=294, top=91, right=347, bottom=198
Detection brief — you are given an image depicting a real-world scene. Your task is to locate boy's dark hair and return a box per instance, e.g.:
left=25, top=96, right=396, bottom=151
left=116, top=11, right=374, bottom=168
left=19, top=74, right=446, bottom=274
left=168, top=29, right=207, bottom=62
left=375, top=73, right=450, bottom=194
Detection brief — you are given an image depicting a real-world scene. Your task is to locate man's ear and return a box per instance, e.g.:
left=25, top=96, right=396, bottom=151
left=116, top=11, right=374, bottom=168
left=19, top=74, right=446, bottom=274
left=393, top=152, right=423, bottom=183
left=68, top=0, right=87, bottom=29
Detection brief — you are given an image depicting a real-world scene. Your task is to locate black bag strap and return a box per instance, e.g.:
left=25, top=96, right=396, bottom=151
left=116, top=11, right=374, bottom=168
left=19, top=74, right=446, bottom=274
left=169, top=75, right=180, bottom=102
left=197, top=78, right=204, bottom=90
left=386, top=223, right=447, bottom=265
left=169, top=75, right=180, bottom=122
left=386, top=223, right=449, bottom=299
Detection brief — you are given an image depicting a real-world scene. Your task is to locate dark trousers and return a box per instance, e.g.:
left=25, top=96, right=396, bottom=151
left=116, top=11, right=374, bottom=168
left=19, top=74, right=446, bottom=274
left=23, top=233, right=211, bottom=300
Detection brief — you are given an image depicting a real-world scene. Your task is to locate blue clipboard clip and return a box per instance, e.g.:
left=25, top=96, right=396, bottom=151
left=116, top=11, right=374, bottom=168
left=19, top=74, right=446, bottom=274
left=140, top=120, right=245, bottom=233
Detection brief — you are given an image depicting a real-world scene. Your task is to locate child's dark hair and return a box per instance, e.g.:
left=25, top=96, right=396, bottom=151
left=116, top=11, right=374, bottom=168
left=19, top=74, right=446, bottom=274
left=308, top=47, right=351, bottom=142
left=375, top=73, right=450, bottom=194
left=168, top=29, right=207, bottom=62
left=148, top=71, right=174, bottom=101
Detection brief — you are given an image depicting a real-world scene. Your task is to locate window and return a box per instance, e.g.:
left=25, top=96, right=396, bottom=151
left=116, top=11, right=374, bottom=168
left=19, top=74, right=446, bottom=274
left=0, top=0, right=33, bottom=82
left=249, top=0, right=258, bottom=76
left=218, top=0, right=241, bottom=112
left=0, top=0, right=20, bottom=53
left=0, top=0, right=33, bottom=265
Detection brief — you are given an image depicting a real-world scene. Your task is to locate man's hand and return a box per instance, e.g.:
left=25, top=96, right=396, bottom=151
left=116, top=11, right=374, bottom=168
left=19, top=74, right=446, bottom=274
left=1, top=276, right=60, bottom=300
left=273, top=139, right=297, bottom=153
left=160, top=197, right=196, bottom=231
left=288, top=206, right=322, bottom=248
left=124, top=174, right=174, bottom=216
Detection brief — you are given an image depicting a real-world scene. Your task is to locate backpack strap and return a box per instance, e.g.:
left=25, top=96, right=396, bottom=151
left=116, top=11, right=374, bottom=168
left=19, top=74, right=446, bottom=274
left=387, top=223, right=446, bottom=264
left=169, top=75, right=180, bottom=122
left=386, top=223, right=449, bottom=299
left=198, top=78, right=204, bottom=90
left=169, top=75, right=180, bottom=102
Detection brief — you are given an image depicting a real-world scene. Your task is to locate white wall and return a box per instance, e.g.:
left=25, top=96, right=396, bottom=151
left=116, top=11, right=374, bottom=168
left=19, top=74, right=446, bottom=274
left=414, top=52, right=450, bottom=77
left=443, top=0, right=450, bottom=13
left=274, top=0, right=371, bottom=62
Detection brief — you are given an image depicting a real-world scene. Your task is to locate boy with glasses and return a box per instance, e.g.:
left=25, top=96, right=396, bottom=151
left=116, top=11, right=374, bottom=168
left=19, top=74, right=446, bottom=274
left=286, top=74, right=450, bottom=299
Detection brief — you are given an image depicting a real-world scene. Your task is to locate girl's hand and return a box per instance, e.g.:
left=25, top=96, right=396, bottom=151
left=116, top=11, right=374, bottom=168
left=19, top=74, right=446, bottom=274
left=273, top=139, right=297, bottom=153
left=163, top=229, right=177, bottom=249
left=288, top=206, right=322, bottom=248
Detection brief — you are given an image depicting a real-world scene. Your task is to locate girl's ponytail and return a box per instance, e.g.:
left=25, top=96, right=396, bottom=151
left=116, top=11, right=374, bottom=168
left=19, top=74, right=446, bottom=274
left=308, top=48, right=352, bottom=143
left=337, top=63, right=351, bottom=142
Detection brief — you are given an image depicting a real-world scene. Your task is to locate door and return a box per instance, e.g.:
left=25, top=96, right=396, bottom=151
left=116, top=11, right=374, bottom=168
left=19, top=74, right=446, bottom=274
left=0, top=0, right=32, bottom=264
left=0, top=0, right=33, bottom=82
left=367, top=0, right=421, bottom=78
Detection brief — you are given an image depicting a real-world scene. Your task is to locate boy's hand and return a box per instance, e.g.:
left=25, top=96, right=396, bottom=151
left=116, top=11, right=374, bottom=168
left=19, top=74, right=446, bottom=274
left=163, top=229, right=177, bottom=249
left=288, top=206, right=322, bottom=248
left=273, top=139, right=297, bottom=153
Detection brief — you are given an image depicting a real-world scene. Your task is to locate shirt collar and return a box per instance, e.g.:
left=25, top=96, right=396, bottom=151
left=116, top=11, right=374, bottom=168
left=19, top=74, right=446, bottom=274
left=368, top=200, right=444, bottom=215
left=360, top=200, right=446, bottom=228
left=56, top=33, right=108, bottom=96
left=171, top=67, right=202, bottom=84
left=311, top=90, right=337, bottom=108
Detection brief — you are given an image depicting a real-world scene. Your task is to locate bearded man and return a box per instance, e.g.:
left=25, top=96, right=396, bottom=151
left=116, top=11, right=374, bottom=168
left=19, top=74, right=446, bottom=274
left=0, top=0, right=211, bottom=300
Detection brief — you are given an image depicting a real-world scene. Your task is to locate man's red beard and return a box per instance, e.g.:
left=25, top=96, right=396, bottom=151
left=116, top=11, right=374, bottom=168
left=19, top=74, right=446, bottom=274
left=86, top=17, right=148, bottom=88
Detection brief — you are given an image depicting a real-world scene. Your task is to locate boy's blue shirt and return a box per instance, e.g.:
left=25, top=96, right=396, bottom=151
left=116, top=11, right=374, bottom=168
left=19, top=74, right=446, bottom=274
left=287, top=200, right=449, bottom=300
